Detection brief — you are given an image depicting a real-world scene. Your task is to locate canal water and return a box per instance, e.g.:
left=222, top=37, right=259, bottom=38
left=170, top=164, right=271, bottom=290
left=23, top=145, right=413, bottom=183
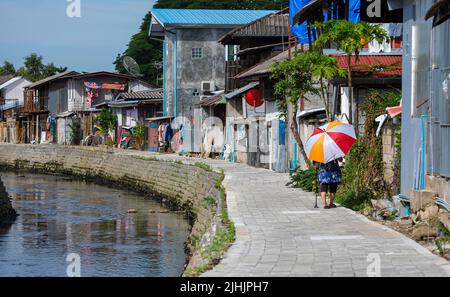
left=0, top=172, right=190, bottom=277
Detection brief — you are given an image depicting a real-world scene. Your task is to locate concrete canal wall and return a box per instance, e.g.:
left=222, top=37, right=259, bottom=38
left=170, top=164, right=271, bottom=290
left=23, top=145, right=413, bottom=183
left=0, top=176, right=16, bottom=220
left=0, top=144, right=230, bottom=275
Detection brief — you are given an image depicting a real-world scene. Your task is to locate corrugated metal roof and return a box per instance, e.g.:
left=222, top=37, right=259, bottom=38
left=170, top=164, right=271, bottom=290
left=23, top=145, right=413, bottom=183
left=198, top=94, right=226, bottom=107
left=0, top=77, right=25, bottom=90
left=235, top=49, right=291, bottom=79
left=151, top=9, right=276, bottom=27
left=225, top=81, right=260, bottom=99
left=71, top=71, right=138, bottom=80
left=0, top=75, right=14, bottom=86
left=116, top=89, right=163, bottom=100
left=219, top=10, right=289, bottom=44
left=56, top=111, right=76, bottom=118
left=333, top=55, right=402, bottom=78
left=297, top=107, right=326, bottom=119
left=25, top=71, right=79, bottom=89
left=109, top=99, right=162, bottom=108
left=425, top=0, right=450, bottom=27
left=237, top=42, right=286, bottom=56
left=108, top=100, right=140, bottom=108
left=71, top=71, right=154, bottom=89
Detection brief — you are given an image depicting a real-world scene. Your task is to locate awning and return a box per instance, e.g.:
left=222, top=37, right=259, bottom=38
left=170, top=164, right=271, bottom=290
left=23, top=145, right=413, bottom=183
left=425, top=0, right=450, bottom=27
left=56, top=111, right=76, bottom=118
left=224, top=81, right=260, bottom=100
left=296, top=107, right=326, bottom=119
left=108, top=99, right=161, bottom=109
left=386, top=105, right=402, bottom=118
left=292, top=0, right=324, bottom=25
left=198, top=95, right=226, bottom=107
left=145, top=116, right=174, bottom=122
left=93, top=101, right=108, bottom=108
left=108, top=100, right=140, bottom=108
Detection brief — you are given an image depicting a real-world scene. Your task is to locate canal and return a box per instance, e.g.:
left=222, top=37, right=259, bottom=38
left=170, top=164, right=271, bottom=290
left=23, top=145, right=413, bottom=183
left=0, top=172, right=190, bottom=277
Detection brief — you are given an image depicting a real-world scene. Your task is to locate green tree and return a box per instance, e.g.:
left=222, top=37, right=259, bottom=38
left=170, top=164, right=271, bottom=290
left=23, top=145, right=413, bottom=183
left=114, top=12, right=162, bottom=85
left=302, top=51, right=346, bottom=121
left=43, top=62, right=67, bottom=78
left=94, top=108, right=117, bottom=142
left=15, top=53, right=67, bottom=82
left=271, top=52, right=319, bottom=170
left=0, top=61, right=16, bottom=75
left=23, top=53, right=44, bottom=79
left=314, top=20, right=388, bottom=124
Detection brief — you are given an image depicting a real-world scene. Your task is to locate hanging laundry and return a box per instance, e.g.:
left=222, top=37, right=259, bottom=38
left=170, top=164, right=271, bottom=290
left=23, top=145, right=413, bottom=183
left=163, top=123, right=174, bottom=152
left=102, top=83, right=126, bottom=90
left=85, top=88, right=98, bottom=108
left=369, top=24, right=392, bottom=53
left=163, top=123, right=174, bottom=143
left=84, top=82, right=101, bottom=89
left=158, top=123, right=165, bottom=146
left=178, top=124, right=184, bottom=145
left=389, top=23, right=403, bottom=38
left=84, top=82, right=126, bottom=90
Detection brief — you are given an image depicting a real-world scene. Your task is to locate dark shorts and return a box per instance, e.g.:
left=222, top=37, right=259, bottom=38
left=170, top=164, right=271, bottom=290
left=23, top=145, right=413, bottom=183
left=320, top=183, right=338, bottom=194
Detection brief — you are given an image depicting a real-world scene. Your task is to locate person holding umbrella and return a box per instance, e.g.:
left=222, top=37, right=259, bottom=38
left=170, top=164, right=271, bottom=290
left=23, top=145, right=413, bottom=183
left=317, top=158, right=342, bottom=209
left=305, top=121, right=357, bottom=209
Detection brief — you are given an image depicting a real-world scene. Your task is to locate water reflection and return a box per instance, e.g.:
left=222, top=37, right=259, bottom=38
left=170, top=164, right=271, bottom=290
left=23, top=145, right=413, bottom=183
left=0, top=172, right=190, bottom=277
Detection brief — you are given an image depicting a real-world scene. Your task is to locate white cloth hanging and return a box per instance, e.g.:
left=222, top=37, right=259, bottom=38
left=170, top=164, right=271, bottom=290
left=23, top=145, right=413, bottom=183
left=369, top=24, right=391, bottom=53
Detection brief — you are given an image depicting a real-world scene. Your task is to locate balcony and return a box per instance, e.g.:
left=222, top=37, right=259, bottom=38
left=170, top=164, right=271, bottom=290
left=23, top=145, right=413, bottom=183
left=19, top=93, right=49, bottom=114
left=0, top=99, right=20, bottom=120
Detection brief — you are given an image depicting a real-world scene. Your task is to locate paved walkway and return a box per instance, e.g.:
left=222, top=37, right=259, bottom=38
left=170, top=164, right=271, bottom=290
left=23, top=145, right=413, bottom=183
left=118, top=150, right=450, bottom=277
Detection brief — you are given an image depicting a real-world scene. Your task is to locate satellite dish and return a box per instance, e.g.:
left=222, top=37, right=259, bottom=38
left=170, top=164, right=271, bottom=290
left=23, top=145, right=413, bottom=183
left=122, top=56, right=143, bottom=77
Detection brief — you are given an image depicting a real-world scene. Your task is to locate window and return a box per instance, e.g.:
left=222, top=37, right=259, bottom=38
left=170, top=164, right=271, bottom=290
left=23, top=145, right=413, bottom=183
left=226, top=45, right=239, bottom=61
left=192, top=48, right=203, bottom=59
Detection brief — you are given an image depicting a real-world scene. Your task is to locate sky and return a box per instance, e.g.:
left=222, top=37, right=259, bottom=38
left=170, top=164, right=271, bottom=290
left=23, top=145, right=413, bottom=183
left=0, top=0, right=156, bottom=73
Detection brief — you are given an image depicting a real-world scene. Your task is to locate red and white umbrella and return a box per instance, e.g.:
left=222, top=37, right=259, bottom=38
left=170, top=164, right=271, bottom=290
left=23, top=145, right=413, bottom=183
left=305, top=121, right=357, bottom=164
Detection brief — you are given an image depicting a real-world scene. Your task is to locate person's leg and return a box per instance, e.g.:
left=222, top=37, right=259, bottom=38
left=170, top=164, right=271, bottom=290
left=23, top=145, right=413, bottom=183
left=329, top=183, right=338, bottom=207
left=320, top=184, right=329, bottom=208
left=330, top=193, right=336, bottom=206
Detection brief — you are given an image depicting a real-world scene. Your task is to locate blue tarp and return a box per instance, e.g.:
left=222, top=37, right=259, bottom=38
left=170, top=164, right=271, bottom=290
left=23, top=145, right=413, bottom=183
left=289, top=0, right=312, bottom=44
left=289, top=0, right=361, bottom=44
left=350, top=0, right=361, bottom=22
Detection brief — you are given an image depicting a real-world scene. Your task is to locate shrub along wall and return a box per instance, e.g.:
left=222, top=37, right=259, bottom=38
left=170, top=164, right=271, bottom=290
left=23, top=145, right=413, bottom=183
left=0, top=144, right=234, bottom=276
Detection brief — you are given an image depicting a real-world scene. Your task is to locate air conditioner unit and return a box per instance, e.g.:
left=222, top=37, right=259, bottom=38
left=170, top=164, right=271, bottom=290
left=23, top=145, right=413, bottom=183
left=201, top=81, right=215, bottom=94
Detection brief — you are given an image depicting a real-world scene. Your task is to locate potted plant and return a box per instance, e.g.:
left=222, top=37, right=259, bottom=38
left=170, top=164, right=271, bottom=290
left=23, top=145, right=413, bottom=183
left=133, top=124, right=146, bottom=151
left=94, top=108, right=117, bottom=151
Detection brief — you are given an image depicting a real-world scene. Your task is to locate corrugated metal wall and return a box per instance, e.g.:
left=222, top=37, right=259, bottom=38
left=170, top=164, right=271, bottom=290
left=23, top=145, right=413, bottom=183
left=401, top=0, right=450, bottom=195
left=430, top=11, right=450, bottom=178
left=401, top=0, right=450, bottom=196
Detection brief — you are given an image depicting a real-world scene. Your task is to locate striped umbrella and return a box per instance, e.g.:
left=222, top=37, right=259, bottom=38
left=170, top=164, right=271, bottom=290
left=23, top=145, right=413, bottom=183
left=305, top=121, right=357, bottom=164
